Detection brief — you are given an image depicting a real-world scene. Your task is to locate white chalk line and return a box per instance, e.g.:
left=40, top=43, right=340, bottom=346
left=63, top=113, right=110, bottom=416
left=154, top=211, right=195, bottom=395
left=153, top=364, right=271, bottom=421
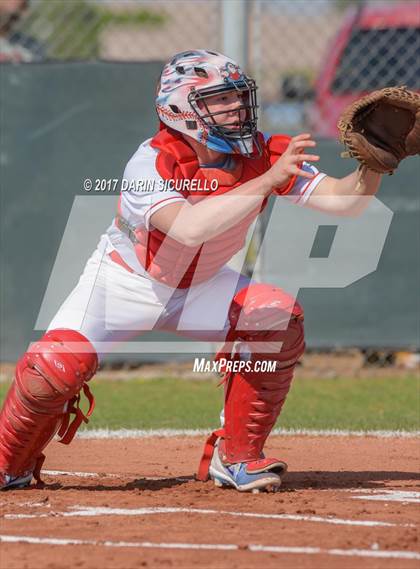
left=1, top=534, right=419, bottom=560
left=354, top=490, right=420, bottom=497
left=43, top=469, right=119, bottom=479
left=75, top=428, right=420, bottom=439
left=0, top=500, right=50, bottom=509
left=42, top=469, right=190, bottom=482
left=353, top=491, right=420, bottom=504
left=4, top=505, right=414, bottom=528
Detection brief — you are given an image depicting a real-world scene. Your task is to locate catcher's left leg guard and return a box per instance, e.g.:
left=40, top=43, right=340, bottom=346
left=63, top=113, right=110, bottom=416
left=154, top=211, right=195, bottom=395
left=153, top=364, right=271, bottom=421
left=197, top=284, right=305, bottom=492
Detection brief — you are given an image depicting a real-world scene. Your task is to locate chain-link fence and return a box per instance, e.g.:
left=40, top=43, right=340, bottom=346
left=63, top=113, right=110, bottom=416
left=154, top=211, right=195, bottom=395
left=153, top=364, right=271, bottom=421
left=2, top=0, right=419, bottom=135
left=1, top=1, right=222, bottom=61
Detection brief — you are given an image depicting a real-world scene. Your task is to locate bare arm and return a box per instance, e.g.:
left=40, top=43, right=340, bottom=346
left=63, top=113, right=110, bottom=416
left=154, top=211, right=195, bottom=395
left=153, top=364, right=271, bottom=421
left=306, top=166, right=382, bottom=216
left=151, top=134, right=319, bottom=246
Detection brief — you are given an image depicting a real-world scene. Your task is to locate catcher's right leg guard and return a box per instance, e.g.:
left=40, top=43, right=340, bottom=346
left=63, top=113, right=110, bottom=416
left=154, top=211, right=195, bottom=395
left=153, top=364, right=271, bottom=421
left=198, top=284, right=305, bottom=492
left=0, top=329, right=98, bottom=489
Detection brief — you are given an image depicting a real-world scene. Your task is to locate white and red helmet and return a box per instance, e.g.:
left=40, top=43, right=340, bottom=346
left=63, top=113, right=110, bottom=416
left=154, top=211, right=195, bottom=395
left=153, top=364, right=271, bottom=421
left=156, top=49, right=260, bottom=157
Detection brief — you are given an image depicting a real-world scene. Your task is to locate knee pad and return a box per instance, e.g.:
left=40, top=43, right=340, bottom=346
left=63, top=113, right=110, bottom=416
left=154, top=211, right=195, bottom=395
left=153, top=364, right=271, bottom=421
left=223, top=283, right=305, bottom=371
left=17, top=328, right=98, bottom=412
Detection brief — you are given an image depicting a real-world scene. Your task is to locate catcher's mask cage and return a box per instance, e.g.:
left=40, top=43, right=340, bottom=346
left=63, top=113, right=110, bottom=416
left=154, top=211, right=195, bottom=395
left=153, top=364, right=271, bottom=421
left=156, top=49, right=261, bottom=158
left=188, top=77, right=261, bottom=158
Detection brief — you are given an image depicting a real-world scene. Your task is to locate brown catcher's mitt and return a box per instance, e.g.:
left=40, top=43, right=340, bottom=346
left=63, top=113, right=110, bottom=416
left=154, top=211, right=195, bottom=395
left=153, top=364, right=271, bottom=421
left=337, top=86, right=420, bottom=174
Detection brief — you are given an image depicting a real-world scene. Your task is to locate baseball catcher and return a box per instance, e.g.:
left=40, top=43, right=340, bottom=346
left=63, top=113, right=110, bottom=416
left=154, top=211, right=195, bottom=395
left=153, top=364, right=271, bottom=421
left=0, top=51, right=418, bottom=492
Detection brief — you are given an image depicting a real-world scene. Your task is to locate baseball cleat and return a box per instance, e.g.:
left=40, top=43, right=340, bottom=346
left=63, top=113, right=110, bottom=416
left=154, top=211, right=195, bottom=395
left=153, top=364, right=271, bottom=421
left=0, top=471, right=33, bottom=490
left=209, top=442, right=287, bottom=493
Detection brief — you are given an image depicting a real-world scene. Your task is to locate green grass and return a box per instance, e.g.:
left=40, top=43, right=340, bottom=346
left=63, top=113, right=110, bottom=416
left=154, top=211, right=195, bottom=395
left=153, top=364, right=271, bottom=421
left=1, top=375, right=418, bottom=432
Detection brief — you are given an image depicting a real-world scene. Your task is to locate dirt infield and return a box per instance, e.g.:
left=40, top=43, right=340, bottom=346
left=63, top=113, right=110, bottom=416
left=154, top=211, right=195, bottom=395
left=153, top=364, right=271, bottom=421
left=1, top=435, right=419, bottom=569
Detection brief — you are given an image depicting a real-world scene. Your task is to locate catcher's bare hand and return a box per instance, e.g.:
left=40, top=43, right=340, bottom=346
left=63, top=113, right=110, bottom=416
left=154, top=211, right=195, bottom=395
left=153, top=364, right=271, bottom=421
left=265, top=133, right=319, bottom=190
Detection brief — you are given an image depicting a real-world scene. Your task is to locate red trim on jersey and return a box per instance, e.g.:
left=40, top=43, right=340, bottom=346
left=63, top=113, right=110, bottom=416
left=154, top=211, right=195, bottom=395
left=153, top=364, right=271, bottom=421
left=143, top=195, right=185, bottom=222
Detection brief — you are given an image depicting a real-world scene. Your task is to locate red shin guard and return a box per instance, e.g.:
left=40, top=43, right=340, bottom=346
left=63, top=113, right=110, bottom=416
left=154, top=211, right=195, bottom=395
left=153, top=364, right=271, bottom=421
left=0, top=329, right=98, bottom=480
left=198, top=284, right=305, bottom=480
left=222, top=334, right=302, bottom=464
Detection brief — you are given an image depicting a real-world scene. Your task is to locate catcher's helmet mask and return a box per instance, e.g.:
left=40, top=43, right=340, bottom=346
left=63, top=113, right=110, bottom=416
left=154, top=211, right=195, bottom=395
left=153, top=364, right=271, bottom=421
left=156, top=49, right=261, bottom=157
left=188, top=76, right=261, bottom=157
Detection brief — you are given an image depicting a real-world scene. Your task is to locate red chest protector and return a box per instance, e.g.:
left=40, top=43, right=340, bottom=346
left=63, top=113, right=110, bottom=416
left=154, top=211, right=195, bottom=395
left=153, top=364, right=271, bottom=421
left=127, top=126, right=293, bottom=289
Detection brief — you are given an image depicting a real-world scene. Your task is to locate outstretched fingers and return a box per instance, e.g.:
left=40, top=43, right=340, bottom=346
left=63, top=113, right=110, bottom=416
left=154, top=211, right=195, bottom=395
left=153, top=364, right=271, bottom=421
left=288, top=134, right=317, bottom=155
left=291, top=133, right=312, bottom=142
left=294, top=153, right=320, bottom=162
left=293, top=140, right=317, bottom=151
